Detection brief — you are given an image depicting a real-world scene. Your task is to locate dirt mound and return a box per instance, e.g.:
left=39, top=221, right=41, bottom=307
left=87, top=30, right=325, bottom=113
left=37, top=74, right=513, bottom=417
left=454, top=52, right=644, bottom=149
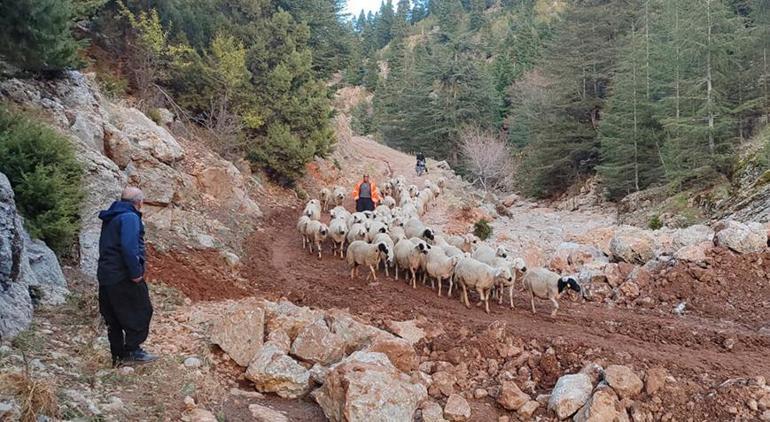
left=146, top=246, right=249, bottom=302
left=648, top=248, right=770, bottom=327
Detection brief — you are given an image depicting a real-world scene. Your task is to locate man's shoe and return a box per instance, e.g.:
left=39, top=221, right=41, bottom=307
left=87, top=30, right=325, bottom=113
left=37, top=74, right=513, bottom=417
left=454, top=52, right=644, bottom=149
left=123, top=349, right=158, bottom=365
left=111, top=355, right=124, bottom=368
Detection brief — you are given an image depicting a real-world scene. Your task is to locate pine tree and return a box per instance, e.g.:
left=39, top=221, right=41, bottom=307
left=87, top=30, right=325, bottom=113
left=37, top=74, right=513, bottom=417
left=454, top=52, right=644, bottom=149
left=0, top=0, right=82, bottom=73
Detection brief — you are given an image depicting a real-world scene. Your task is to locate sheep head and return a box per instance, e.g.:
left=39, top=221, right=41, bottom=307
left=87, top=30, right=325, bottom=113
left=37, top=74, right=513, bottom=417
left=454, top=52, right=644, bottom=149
left=558, top=276, right=581, bottom=294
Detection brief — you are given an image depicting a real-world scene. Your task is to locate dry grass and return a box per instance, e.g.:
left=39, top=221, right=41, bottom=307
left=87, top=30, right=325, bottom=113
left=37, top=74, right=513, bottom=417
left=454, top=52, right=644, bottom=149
left=0, top=372, right=59, bottom=422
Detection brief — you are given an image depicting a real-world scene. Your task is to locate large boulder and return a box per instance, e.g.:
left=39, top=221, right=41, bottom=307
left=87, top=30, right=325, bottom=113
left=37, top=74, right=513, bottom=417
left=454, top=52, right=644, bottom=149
left=245, top=344, right=310, bottom=399
left=384, top=319, right=426, bottom=346
left=365, top=335, right=419, bottom=372
left=24, top=234, right=68, bottom=305
left=0, top=173, right=34, bottom=339
left=210, top=299, right=265, bottom=367
left=547, top=373, right=593, bottom=420
left=263, top=300, right=325, bottom=340
left=654, top=224, right=714, bottom=256
left=312, top=351, right=427, bottom=422
left=603, top=365, right=643, bottom=399
left=443, top=394, right=471, bottom=421
left=713, top=220, right=767, bottom=254
left=549, top=242, right=607, bottom=274
left=290, top=319, right=346, bottom=366
left=610, top=227, right=655, bottom=265
left=573, top=385, right=629, bottom=422
left=108, top=106, right=183, bottom=165
left=326, top=309, right=391, bottom=353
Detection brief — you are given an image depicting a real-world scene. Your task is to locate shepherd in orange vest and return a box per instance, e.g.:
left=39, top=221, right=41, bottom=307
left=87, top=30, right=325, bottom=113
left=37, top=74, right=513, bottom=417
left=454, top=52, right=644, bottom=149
left=352, top=174, right=381, bottom=212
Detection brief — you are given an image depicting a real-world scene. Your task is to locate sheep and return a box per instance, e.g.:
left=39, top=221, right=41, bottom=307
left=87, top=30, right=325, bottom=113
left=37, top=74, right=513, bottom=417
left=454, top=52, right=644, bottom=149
left=351, top=212, right=367, bottom=225
left=382, top=195, right=397, bottom=209
left=472, top=244, right=509, bottom=264
left=303, top=199, right=321, bottom=221
left=319, top=188, right=332, bottom=211
left=346, top=223, right=368, bottom=244
left=375, top=205, right=392, bottom=219
left=329, top=217, right=348, bottom=259
left=346, top=240, right=393, bottom=281
left=389, top=226, right=407, bottom=243
left=333, top=186, right=346, bottom=206
left=437, top=177, right=447, bottom=189
left=366, top=221, right=389, bottom=242
left=330, top=206, right=352, bottom=224
left=371, top=232, right=395, bottom=277
left=382, top=181, right=394, bottom=197
left=521, top=267, right=581, bottom=317
left=394, top=237, right=430, bottom=288
left=408, top=184, right=419, bottom=198
left=425, top=247, right=461, bottom=297
left=448, top=234, right=479, bottom=253
left=297, top=215, right=311, bottom=249
left=304, top=220, right=329, bottom=259
left=454, top=256, right=510, bottom=314
left=490, top=257, right=527, bottom=309
left=404, top=218, right=435, bottom=242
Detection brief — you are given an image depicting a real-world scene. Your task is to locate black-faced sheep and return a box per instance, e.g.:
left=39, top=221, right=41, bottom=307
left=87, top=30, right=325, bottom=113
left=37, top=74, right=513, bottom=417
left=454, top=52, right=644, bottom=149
left=521, top=267, right=581, bottom=317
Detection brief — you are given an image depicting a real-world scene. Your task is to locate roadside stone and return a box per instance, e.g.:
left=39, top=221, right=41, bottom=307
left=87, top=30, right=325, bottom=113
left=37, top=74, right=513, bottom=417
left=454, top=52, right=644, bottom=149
left=245, top=344, right=310, bottom=399
left=365, top=335, right=419, bottom=372
left=605, top=365, right=643, bottom=399
left=210, top=299, right=265, bottom=367
left=421, top=400, right=448, bottom=422
left=248, top=404, right=288, bottom=422
left=610, top=227, right=655, bottom=264
left=384, top=319, right=426, bottom=345
left=644, top=367, right=667, bottom=395
left=518, top=400, right=540, bottom=418
left=497, top=380, right=531, bottom=411
left=573, top=385, right=628, bottom=422
left=266, top=330, right=291, bottom=353
left=187, top=408, right=217, bottom=422
left=444, top=394, right=471, bottom=421
left=290, top=319, right=346, bottom=366
left=431, top=371, right=457, bottom=397
left=713, top=220, right=767, bottom=254
left=548, top=373, right=593, bottom=420
left=473, top=388, right=488, bottom=399
left=184, top=357, right=202, bottom=368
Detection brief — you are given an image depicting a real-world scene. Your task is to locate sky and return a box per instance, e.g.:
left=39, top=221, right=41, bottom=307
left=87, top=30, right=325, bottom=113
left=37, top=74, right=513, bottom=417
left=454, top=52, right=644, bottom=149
left=345, top=0, right=382, bottom=16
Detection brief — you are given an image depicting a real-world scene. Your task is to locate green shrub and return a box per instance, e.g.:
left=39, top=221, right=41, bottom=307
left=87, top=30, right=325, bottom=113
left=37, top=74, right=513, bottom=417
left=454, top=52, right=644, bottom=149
left=350, top=102, right=373, bottom=136
left=474, top=219, right=493, bottom=240
left=247, top=123, right=315, bottom=186
left=648, top=214, right=663, bottom=230
left=0, top=106, right=83, bottom=255
left=147, top=108, right=163, bottom=125
left=96, top=71, right=129, bottom=98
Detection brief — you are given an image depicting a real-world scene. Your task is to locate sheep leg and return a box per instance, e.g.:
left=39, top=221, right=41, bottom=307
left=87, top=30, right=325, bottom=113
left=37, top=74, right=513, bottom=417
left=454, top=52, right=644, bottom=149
left=509, top=286, right=515, bottom=309
left=350, top=265, right=356, bottom=280
left=530, top=290, right=536, bottom=314
left=437, top=277, right=442, bottom=297
left=384, top=262, right=389, bottom=278
left=317, top=242, right=322, bottom=260
left=483, top=289, right=491, bottom=314
left=461, top=284, right=470, bottom=308
left=448, top=276, right=454, bottom=297
left=550, top=298, right=559, bottom=318
left=410, top=268, right=417, bottom=289
left=395, top=264, right=399, bottom=280
left=369, top=265, right=378, bottom=282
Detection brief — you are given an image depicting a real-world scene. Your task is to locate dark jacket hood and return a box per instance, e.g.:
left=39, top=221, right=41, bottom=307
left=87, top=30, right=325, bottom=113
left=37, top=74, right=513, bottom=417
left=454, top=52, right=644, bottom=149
left=99, top=200, right=141, bottom=223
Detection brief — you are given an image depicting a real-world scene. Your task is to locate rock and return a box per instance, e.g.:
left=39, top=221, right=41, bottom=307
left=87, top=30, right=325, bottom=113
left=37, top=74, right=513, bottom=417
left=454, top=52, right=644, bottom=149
left=187, top=408, right=218, bottom=422
left=266, top=330, right=292, bottom=353
left=473, top=388, right=488, bottom=399
left=229, top=388, right=263, bottom=399
left=290, top=319, right=346, bottom=366
left=110, top=106, right=183, bottom=164
left=0, top=173, right=35, bottom=339
left=155, top=108, right=175, bottom=126
left=245, top=344, right=310, bottom=399
left=325, top=308, right=390, bottom=352
left=602, top=263, right=628, bottom=288
left=184, top=357, right=202, bottom=368
left=312, top=351, right=427, bottom=422
left=548, top=373, right=593, bottom=420
left=384, top=319, right=426, bottom=345
left=644, top=367, right=667, bottom=395
left=365, top=335, right=419, bottom=372
left=501, top=194, right=521, bottom=207
left=103, top=397, right=124, bottom=412
left=118, top=366, right=134, bottom=376
left=248, top=404, right=288, bottom=422
left=518, top=400, right=540, bottom=418
left=654, top=225, right=714, bottom=256
left=604, top=365, right=643, bottom=399
left=761, top=410, right=770, bottom=422
left=264, top=300, right=325, bottom=341
left=210, top=299, right=265, bottom=367
left=24, top=235, right=68, bottom=305
left=673, top=242, right=711, bottom=265
left=310, top=363, right=331, bottom=384
left=610, top=227, right=655, bottom=264
left=579, top=362, right=605, bottom=386
left=431, top=371, right=457, bottom=397
left=550, top=242, right=607, bottom=273
left=714, top=220, right=767, bottom=254
left=760, top=394, right=770, bottom=410
left=443, top=394, right=471, bottom=421
left=618, top=280, right=640, bottom=299
left=421, top=400, right=448, bottom=422
left=497, top=381, right=531, bottom=411
left=573, top=385, right=628, bottom=422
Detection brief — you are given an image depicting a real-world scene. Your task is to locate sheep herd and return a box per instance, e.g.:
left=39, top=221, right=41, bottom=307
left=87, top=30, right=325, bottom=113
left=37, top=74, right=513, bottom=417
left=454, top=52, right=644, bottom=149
left=296, top=175, right=583, bottom=317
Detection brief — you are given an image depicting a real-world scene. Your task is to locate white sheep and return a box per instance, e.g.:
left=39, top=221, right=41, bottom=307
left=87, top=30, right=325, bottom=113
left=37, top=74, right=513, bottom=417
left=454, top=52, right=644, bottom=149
left=472, top=244, right=509, bottom=264
left=330, top=206, right=351, bottom=224
left=297, top=215, right=311, bottom=249
left=408, top=184, right=419, bottom=198
left=366, top=221, right=389, bottom=242
left=374, top=204, right=392, bottom=219
left=454, top=256, right=510, bottom=314
left=394, top=237, right=430, bottom=288
left=371, top=232, right=395, bottom=277
left=304, top=220, right=329, bottom=259
left=382, top=195, right=397, bottom=209
left=521, top=267, right=581, bottom=317
left=328, top=217, right=348, bottom=259
left=351, top=212, right=367, bottom=226
left=426, top=247, right=461, bottom=297
left=404, top=218, right=435, bottom=242
left=448, top=234, right=479, bottom=253
left=389, top=226, right=407, bottom=243
left=346, top=240, right=393, bottom=281
left=303, top=199, right=321, bottom=221
left=319, top=188, right=331, bottom=211
left=437, top=177, right=447, bottom=189
left=333, top=186, right=346, bottom=206
left=346, top=223, right=368, bottom=244
left=491, top=257, right=527, bottom=309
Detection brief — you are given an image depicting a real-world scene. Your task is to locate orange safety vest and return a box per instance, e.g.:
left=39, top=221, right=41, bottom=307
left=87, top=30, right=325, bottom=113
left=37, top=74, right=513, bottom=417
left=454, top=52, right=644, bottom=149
left=352, top=180, right=381, bottom=202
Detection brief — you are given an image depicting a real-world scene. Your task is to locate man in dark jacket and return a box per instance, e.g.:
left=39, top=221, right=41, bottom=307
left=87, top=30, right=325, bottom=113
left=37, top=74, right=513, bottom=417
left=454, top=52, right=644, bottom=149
left=97, top=186, right=156, bottom=366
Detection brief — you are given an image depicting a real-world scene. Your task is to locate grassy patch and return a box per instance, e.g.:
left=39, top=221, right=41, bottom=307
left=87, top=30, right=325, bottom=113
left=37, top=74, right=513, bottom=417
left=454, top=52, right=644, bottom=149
left=474, top=219, right=493, bottom=240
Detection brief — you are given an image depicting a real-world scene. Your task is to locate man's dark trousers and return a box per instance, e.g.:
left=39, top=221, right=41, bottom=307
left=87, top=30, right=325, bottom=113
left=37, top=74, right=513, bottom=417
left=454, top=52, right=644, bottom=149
left=356, top=197, right=375, bottom=212
left=99, top=279, right=153, bottom=359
